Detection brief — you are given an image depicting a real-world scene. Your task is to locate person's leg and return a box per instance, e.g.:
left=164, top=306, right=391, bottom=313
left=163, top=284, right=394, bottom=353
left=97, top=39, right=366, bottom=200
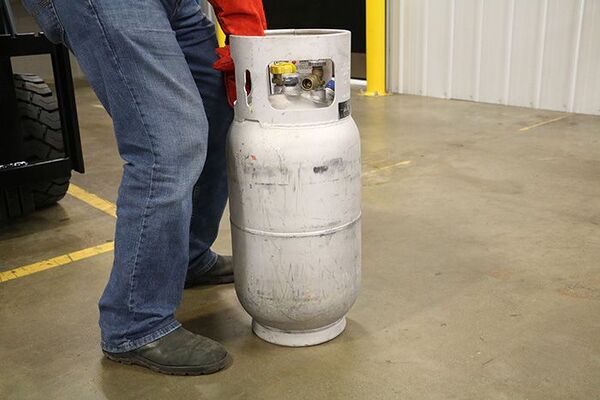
left=48, top=0, right=208, bottom=352
left=170, top=0, right=234, bottom=276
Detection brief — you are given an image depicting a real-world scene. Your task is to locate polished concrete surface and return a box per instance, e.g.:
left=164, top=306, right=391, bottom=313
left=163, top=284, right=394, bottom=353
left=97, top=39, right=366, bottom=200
left=2, top=78, right=600, bottom=399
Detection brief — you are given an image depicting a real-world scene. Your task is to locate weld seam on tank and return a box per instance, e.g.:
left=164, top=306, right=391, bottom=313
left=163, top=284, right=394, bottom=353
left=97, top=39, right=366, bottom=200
left=230, top=214, right=361, bottom=238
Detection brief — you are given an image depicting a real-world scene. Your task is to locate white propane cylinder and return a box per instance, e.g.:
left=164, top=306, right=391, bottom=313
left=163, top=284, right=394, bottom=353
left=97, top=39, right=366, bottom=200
left=227, top=29, right=361, bottom=347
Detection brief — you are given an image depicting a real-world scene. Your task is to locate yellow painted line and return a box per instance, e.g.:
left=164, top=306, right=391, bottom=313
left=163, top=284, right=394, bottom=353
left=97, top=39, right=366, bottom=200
left=362, top=160, right=411, bottom=176
left=68, top=184, right=117, bottom=218
left=519, top=115, right=569, bottom=132
left=0, top=185, right=117, bottom=283
left=0, top=241, right=114, bottom=283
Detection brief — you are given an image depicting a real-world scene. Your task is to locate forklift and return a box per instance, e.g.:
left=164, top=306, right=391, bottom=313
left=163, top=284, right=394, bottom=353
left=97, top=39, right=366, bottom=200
left=0, top=0, right=83, bottom=221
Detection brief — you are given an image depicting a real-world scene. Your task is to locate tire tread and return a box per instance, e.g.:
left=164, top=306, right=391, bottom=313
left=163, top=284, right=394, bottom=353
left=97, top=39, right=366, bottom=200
left=0, top=74, right=72, bottom=219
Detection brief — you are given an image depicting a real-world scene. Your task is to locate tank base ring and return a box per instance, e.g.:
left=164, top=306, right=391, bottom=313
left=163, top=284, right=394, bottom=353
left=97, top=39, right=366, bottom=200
left=252, top=317, right=346, bottom=347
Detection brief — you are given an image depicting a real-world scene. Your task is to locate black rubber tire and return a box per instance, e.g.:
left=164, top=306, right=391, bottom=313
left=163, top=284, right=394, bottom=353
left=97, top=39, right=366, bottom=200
left=14, top=73, right=70, bottom=209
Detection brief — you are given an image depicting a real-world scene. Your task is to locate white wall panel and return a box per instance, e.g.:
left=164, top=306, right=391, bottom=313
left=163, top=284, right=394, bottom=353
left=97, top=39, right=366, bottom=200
left=539, top=0, right=581, bottom=112
left=451, top=0, right=481, bottom=101
left=389, top=0, right=600, bottom=115
left=401, top=0, right=426, bottom=95
left=479, top=0, right=512, bottom=104
left=425, top=0, right=454, bottom=98
left=574, top=0, right=600, bottom=115
left=508, top=0, right=545, bottom=108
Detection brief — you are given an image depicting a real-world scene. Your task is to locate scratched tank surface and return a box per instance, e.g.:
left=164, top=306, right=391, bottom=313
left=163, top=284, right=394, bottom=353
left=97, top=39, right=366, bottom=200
left=226, top=29, right=361, bottom=346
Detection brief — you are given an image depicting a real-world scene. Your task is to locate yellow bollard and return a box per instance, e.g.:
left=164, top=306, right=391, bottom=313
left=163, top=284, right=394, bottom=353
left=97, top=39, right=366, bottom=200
left=364, top=0, right=387, bottom=96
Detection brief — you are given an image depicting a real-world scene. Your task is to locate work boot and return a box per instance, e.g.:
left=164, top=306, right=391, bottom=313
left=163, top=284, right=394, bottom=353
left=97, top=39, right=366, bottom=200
left=185, top=255, right=234, bottom=288
left=103, top=327, right=230, bottom=375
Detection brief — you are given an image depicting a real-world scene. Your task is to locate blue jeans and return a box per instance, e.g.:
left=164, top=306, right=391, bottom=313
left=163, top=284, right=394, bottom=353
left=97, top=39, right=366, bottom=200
left=22, top=0, right=233, bottom=352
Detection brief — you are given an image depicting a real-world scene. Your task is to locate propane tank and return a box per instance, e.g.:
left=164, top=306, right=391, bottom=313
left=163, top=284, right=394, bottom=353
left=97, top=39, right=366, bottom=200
left=227, top=29, right=361, bottom=347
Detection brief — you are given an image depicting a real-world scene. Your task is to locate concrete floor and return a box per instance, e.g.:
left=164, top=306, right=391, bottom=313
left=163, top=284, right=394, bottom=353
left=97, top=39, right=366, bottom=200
left=2, top=77, right=600, bottom=398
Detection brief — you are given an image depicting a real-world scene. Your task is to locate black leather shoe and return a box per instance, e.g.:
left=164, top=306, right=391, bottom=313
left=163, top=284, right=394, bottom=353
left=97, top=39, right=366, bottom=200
left=185, top=255, right=234, bottom=288
left=103, top=327, right=230, bottom=375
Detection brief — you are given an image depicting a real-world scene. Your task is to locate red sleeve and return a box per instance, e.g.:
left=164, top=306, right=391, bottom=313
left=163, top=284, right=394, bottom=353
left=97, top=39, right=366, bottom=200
left=208, top=0, right=266, bottom=106
left=207, top=0, right=267, bottom=37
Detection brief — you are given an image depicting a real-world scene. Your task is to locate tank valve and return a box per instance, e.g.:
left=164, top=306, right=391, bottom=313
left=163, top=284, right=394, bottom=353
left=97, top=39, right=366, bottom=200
left=301, top=60, right=326, bottom=91
left=270, top=62, right=297, bottom=86
left=301, top=67, right=325, bottom=91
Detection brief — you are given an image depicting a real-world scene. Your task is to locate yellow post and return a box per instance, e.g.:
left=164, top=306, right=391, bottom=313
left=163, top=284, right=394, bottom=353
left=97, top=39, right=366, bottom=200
left=216, top=21, right=226, bottom=48
left=364, top=0, right=387, bottom=96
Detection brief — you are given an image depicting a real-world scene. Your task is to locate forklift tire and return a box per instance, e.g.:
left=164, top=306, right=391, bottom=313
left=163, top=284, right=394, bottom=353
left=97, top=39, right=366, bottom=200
left=14, top=73, right=70, bottom=210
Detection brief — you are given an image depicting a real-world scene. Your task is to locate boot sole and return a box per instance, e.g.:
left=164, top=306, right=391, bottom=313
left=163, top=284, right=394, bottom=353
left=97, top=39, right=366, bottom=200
left=103, top=351, right=232, bottom=376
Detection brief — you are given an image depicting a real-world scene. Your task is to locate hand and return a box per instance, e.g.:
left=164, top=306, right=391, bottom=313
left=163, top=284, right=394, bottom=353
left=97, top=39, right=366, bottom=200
left=213, top=46, right=236, bottom=107
left=209, top=0, right=267, bottom=107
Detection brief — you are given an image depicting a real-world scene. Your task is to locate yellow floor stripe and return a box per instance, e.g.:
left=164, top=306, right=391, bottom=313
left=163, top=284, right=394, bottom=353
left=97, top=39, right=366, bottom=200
left=0, top=185, right=118, bottom=283
left=0, top=241, right=114, bottom=283
left=67, top=184, right=117, bottom=217
left=362, top=160, right=412, bottom=177
left=519, top=115, right=569, bottom=132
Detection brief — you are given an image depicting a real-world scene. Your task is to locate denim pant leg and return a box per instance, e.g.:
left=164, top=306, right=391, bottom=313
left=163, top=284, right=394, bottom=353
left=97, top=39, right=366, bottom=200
left=170, top=1, right=234, bottom=274
left=46, top=0, right=209, bottom=352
